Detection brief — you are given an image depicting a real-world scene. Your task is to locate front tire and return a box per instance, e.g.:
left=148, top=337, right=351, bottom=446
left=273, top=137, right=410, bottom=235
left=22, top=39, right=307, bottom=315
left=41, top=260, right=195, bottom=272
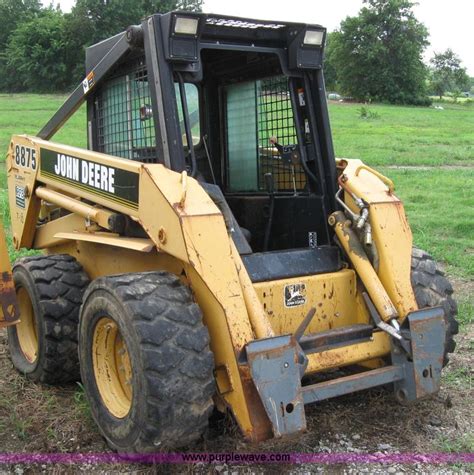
left=411, top=248, right=459, bottom=366
left=79, top=271, right=215, bottom=452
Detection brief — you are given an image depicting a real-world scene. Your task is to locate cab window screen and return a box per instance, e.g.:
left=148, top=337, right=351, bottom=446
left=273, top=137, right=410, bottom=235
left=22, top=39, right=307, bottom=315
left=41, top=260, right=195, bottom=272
left=226, top=76, right=305, bottom=192
left=97, top=59, right=157, bottom=162
left=176, top=83, right=200, bottom=146
left=97, top=59, right=199, bottom=162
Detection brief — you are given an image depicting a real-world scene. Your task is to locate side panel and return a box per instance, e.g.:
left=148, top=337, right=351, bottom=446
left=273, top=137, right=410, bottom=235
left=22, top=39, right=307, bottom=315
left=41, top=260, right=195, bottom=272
left=253, top=269, right=363, bottom=335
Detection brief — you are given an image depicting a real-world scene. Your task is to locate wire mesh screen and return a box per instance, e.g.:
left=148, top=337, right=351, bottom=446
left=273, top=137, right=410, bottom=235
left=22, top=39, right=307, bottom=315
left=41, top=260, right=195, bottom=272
left=96, top=58, right=157, bottom=163
left=225, top=76, right=306, bottom=192
left=257, top=77, right=306, bottom=192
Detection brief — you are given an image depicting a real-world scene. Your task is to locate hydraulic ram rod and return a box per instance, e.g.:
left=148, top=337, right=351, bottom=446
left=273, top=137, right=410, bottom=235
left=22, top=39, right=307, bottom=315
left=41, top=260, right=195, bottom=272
left=35, top=187, right=121, bottom=232
left=329, top=211, right=398, bottom=322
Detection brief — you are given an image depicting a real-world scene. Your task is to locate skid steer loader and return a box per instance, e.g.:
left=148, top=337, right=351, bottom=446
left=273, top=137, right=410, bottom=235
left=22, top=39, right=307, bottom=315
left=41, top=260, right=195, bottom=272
left=0, top=11, right=458, bottom=451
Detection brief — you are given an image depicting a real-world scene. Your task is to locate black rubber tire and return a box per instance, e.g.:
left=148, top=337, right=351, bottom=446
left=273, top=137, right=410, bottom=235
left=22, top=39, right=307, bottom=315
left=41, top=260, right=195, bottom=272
left=7, top=254, right=90, bottom=383
left=78, top=271, right=215, bottom=452
left=411, top=248, right=459, bottom=366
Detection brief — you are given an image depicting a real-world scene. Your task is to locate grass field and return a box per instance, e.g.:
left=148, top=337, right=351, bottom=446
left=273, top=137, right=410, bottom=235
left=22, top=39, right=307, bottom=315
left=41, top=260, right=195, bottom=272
left=329, top=101, right=474, bottom=166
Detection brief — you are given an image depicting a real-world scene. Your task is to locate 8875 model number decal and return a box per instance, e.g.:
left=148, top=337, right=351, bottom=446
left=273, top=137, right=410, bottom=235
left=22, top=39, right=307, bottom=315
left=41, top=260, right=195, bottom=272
left=14, top=145, right=37, bottom=170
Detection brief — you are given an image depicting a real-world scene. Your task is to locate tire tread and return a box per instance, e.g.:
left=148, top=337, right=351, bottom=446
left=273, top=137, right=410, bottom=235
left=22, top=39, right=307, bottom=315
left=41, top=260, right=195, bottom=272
left=12, top=254, right=89, bottom=383
left=411, top=248, right=459, bottom=366
left=82, top=271, right=215, bottom=451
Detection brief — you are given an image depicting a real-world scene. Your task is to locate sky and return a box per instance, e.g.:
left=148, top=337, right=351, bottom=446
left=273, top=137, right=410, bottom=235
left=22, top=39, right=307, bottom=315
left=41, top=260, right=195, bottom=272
left=49, top=0, right=474, bottom=74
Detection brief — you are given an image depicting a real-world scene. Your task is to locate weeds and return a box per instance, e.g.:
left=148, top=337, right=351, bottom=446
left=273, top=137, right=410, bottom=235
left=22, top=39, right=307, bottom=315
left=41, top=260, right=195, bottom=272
left=358, top=106, right=380, bottom=119
left=458, top=298, right=474, bottom=327
left=437, top=434, right=474, bottom=470
left=73, top=382, right=94, bottom=425
left=442, top=366, right=472, bottom=389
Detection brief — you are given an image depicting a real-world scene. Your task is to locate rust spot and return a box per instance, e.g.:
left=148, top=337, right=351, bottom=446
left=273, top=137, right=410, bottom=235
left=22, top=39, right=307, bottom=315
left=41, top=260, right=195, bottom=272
left=328, top=285, right=335, bottom=299
left=238, top=365, right=273, bottom=442
left=0, top=271, right=20, bottom=327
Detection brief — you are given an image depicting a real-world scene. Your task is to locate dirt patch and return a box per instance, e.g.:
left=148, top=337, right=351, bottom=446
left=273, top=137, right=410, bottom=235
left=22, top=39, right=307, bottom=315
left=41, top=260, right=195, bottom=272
left=0, top=285, right=472, bottom=473
left=450, top=275, right=474, bottom=299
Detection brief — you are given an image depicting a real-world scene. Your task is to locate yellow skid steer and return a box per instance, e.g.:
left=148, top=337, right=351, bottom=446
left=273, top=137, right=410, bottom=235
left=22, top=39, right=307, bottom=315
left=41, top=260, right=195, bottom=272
left=0, top=11, right=457, bottom=451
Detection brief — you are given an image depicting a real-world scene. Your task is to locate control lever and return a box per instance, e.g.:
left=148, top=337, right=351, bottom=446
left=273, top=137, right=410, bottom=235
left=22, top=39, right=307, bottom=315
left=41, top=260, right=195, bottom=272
left=263, top=173, right=275, bottom=252
left=294, top=307, right=316, bottom=342
left=293, top=307, right=316, bottom=376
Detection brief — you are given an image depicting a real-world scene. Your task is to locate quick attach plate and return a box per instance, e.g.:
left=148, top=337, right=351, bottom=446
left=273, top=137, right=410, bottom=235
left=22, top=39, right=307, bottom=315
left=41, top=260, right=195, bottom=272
left=392, top=306, right=446, bottom=402
left=246, top=335, right=306, bottom=437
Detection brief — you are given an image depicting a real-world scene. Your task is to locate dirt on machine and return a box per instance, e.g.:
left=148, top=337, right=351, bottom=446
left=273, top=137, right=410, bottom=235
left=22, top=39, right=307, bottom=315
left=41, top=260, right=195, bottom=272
left=0, top=11, right=458, bottom=451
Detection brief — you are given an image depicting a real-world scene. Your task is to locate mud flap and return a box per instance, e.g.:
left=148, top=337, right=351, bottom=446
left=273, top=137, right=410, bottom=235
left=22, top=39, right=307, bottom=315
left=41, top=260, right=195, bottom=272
left=0, top=222, right=20, bottom=327
left=392, top=307, right=446, bottom=402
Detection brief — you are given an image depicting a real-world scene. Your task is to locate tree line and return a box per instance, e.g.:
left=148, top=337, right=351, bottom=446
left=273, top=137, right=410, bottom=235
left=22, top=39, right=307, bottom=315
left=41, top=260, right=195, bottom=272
left=324, top=0, right=471, bottom=104
left=0, top=0, right=202, bottom=92
left=0, top=0, right=471, bottom=104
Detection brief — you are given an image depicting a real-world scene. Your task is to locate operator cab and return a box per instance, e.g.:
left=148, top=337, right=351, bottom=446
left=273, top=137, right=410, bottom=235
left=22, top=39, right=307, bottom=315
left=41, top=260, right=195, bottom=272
left=85, top=12, right=339, bottom=271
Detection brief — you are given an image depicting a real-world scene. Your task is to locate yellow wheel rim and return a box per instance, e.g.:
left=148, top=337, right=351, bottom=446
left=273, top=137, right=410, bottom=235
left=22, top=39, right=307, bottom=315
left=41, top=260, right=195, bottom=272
left=92, top=317, right=133, bottom=419
left=16, top=287, right=38, bottom=363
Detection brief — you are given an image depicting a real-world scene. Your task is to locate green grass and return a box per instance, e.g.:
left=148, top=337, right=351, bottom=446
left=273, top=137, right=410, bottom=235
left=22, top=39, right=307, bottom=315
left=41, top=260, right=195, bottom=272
left=442, top=366, right=472, bottom=389
left=458, top=299, right=474, bottom=328
left=0, top=94, right=87, bottom=156
left=0, top=94, right=473, bottom=276
left=330, top=102, right=474, bottom=166
left=437, top=433, right=474, bottom=465
left=379, top=167, right=474, bottom=277
left=2, top=96, right=472, bottom=168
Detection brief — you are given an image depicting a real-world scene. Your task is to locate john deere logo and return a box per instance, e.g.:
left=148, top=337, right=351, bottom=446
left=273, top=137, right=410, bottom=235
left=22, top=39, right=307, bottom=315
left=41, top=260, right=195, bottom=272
left=284, top=283, right=306, bottom=308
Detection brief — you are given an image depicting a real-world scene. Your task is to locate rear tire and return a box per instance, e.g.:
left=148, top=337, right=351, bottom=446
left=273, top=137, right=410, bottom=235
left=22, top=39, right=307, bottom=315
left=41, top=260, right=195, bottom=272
left=79, top=271, right=215, bottom=452
left=8, top=255, right=89, bottom=383
left=411, top=248, right=459, bottom=366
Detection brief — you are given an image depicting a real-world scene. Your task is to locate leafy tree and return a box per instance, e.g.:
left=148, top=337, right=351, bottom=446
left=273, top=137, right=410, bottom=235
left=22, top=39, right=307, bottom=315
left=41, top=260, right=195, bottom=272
left=323, top=32, right=338, bottom=92
left=5, top=8, right=69, bottom=92
left=429, top=49, right=470, bottom=99
left=175, top=0, right=202, bottom=11
left=0, top=0, right=42, bottom=49
left=64, top=0, right=203, bottom=87
left=329, top=0, right=429, bottom=104
left=0, top=0, right=203, bottom=92
left=0, top=0, right=42, bottom=90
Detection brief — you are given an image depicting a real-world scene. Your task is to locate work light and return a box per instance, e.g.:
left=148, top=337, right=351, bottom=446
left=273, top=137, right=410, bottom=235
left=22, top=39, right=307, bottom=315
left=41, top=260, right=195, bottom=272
left=174, top=16, right=199, bottom=36
left=303, top=30, right=324, bottom=46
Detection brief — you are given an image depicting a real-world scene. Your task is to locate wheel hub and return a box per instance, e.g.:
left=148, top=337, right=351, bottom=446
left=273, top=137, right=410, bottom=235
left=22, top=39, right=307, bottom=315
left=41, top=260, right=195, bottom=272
left=92, top=317, right=133, bottom=418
